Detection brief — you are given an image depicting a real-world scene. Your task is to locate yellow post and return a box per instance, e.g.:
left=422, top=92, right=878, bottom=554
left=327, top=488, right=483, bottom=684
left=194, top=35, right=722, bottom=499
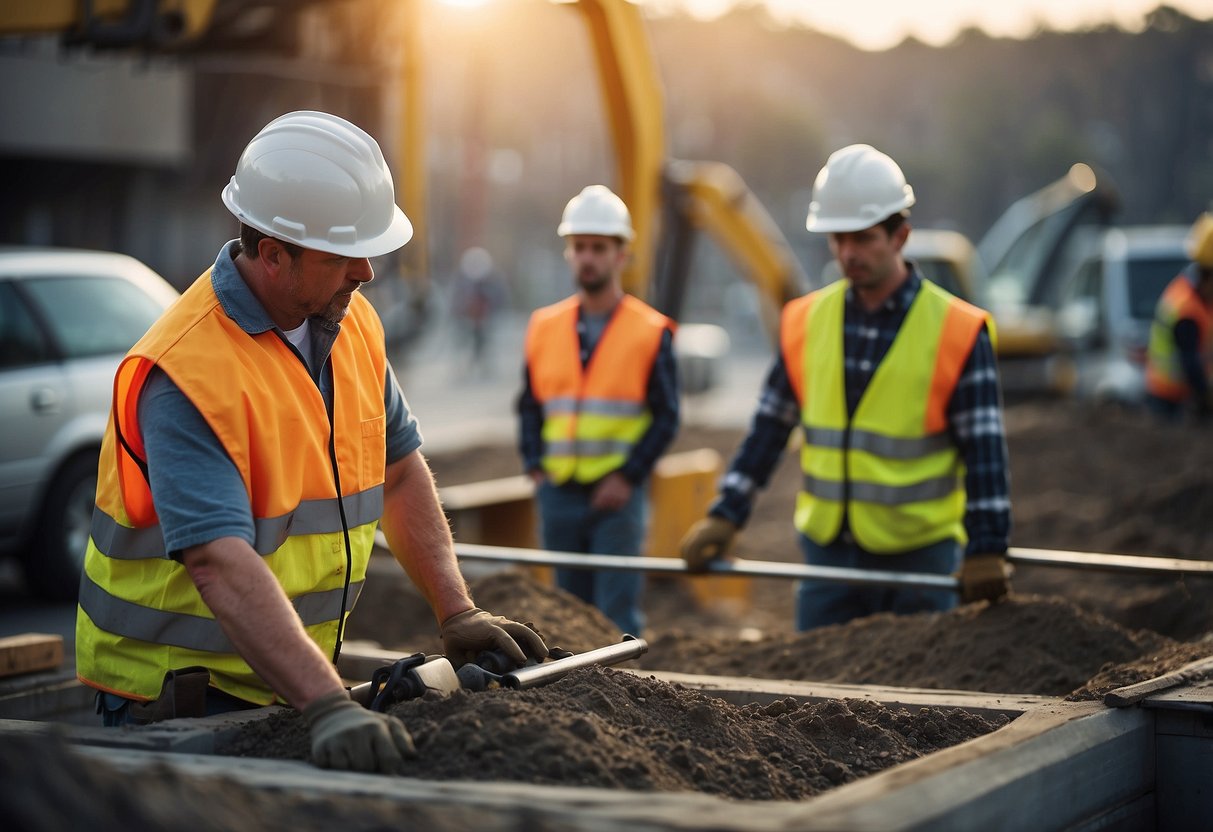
left=647, top=448, right=752, bottom=615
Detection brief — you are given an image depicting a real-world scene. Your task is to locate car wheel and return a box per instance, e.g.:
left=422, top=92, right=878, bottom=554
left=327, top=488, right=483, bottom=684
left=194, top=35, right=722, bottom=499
left=25, top=453, right=97, bottom=602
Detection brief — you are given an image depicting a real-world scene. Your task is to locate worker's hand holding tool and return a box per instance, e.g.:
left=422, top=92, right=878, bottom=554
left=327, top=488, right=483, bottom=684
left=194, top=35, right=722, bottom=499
left=957, top=553, right=1011, bottom=603
left=304, top=689, right=416, bottom=774
left=440, top=607, right=549, bottom=669
left=679, top=516, right=738, bottom=573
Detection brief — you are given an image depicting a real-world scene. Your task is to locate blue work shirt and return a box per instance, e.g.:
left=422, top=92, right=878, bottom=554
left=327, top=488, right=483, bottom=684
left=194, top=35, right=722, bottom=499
left=137, top=241, right=421, bottom=558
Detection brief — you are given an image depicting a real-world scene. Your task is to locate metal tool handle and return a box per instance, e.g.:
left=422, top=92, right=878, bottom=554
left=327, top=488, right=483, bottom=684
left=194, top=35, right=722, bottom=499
left=501, top=636, right=649, bottom=690
left=447, top=542, right=1213, bottom=588
left=451, top=542, right=959, bottom=590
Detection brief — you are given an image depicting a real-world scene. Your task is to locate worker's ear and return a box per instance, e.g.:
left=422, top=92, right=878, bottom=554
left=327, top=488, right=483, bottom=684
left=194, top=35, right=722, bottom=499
left=891, top=222, right=911, bottom=253
left=257, top=237, right=291, bottom=277
left=614, top=239, right=632, bottom=269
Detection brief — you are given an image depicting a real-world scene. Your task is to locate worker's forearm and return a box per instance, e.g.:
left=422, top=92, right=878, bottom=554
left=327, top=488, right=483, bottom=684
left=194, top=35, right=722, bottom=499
left=182, top=536, right=343, bottom=709
left=381, top=450, right=474, bottom=624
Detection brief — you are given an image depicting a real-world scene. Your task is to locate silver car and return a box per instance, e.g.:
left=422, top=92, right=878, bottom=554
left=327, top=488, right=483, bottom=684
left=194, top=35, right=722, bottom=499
left=1053, top=225, right=1191, bottom=405
left=0, top=247, right=179, bottom=600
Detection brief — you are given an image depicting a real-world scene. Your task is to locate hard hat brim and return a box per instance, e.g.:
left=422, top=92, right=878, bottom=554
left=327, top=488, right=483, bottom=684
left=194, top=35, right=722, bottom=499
left=222, top=181, right=414, bottom=258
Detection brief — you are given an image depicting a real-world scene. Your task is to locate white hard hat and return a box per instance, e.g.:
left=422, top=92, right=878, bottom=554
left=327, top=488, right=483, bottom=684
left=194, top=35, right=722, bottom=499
left=557, top=185, right=634, bottom=241
left=805, top=144, right=915, bottom=233
left=222, top=111, right=413, bottom=258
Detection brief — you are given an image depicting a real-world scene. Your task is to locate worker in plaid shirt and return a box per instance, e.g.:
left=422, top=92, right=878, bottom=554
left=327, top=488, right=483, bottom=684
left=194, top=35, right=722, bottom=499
left=680, top=144, right=1011, bottom=630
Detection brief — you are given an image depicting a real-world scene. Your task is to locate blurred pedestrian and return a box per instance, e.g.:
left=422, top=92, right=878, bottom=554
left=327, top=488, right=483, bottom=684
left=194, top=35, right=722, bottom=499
left=76, top=111, right=547, bottom=774
left=452, top=246, right=506, bottom=378
left=1145, top=211, right=1213, bottom=423
left=516, top=185, right=680, bottom=636
left=680, top=144, right=1011, bottom=629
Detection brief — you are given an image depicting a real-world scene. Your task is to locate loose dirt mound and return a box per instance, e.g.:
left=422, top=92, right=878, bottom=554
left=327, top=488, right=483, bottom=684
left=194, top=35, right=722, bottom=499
left=346, top=568, right=623, bottom=657
left=403, top=401, right=1213, bottom=693
left=219, top=666, right=1005, bottom=800
left=639, top=595, right=1173, bottom=696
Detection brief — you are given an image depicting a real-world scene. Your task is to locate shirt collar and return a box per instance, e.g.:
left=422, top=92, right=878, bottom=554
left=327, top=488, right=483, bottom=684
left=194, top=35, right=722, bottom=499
left=845, top=264, right=922, bottom=314
left=210, top=240, right=279, bottom=335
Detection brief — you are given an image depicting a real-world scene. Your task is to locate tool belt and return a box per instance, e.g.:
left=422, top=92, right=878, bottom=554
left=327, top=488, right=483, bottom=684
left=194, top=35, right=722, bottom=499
left=127, top=666, right=211, bottom=724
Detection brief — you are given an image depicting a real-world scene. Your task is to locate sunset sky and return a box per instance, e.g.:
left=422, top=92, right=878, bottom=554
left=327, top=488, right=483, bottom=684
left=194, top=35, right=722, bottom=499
left=642, top=0, right=1213, bottom=50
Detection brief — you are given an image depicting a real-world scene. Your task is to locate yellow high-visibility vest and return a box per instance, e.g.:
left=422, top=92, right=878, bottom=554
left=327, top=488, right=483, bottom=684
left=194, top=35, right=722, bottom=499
left=1146, top=273, right=1213, bottom=402
left=526, top=294, right=672, bottom=484
left=76, top=268, right=387, bottom=704
left=781, top=278, right=989, bottom=553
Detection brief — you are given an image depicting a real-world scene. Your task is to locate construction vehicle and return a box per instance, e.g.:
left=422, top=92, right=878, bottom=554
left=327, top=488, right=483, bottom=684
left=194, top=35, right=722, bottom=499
left=0, top=0, right=807, bottom=353
left=976, top=162, right=1121, bottom=395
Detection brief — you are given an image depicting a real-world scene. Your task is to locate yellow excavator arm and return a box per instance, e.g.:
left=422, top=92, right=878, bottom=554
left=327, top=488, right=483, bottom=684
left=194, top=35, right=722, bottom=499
left=565, top=0, right=805, bottom=335
left=558, top=0, right=666, bottom=299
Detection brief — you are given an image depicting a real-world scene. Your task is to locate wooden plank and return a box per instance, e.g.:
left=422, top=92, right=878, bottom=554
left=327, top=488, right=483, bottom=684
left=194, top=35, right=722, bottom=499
left=1104, top=654, right=1213, bottom=708
left=0, top=633, right=64, bottom=678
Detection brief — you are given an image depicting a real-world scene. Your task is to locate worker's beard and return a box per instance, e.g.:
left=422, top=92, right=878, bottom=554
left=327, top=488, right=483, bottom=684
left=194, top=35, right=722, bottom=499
left=577, top=265, right=612, bottom=296
left=319, top=289, right=356, bottom=326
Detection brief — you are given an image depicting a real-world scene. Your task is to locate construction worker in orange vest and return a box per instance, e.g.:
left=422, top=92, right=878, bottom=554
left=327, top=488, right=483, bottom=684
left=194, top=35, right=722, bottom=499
left=76, top=112, right=548, bottom=775
left=517, top=185, right=680, bottom=636
left=679, top=145, right=1012, bottom=629
left=1145, top=212, right=1213, bottom=422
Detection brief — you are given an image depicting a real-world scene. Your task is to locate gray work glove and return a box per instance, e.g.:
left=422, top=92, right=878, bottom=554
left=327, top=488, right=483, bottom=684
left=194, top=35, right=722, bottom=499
left=956, top=553, right=1011, bottom=604
left=440, top=607, right=549, bottom=669
left=303, top=690, right=416, bottom=774
left=679, top=516, right=738, bottom=573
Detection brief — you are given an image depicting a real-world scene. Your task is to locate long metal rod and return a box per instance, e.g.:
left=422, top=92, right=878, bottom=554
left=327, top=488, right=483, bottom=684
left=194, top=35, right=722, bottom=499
left=453, top=542, right=959, bottom=590
left=449, top=542, right=1213, bottom=590
left=503, top=637, right=649, bottom=690
left=1007, top=547, right=1213, bottom=577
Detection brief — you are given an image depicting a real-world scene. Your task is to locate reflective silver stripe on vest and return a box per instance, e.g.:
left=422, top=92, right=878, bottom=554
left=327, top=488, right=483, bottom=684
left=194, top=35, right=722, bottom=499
left=803, top=426, right=953, bottom=460
left=543, top=398, right=645, bottom=417
left=802, top=473, right=958, bottom=506
left=90, top=484, right=384, bottom=560
left=545, top=438, right=634, bottom=458
left=78, top=570, right=364, bottom=653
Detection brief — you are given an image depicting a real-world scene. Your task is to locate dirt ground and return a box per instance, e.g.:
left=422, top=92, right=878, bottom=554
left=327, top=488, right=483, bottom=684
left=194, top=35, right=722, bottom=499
left=14, top=401, right=1213, bottom=829
left=219, top=666, right=1006, bottom=800
left=352, top=400, right=1213, bottom=699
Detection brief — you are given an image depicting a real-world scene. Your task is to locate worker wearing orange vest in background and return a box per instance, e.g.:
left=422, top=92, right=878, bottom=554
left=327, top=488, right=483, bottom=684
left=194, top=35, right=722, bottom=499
left=680, top=145, right=1013, bottom=629
left=517, top=186, right=680, bottom=636
left=1145, top=211, right=1213, bottom=423
left=76, top=112, right=547, bottom=776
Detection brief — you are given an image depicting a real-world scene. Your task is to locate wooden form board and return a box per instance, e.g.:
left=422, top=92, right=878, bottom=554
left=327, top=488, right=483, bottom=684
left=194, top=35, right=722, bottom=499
left=0, top=633, right=64, bottom=678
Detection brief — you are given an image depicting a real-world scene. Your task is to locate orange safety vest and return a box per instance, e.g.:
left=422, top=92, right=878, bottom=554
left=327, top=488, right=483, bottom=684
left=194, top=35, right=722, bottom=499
left=1145, top=273, right=1213, bottom=402
left=525, top=294, right=673, bottom=484
left=781, top=278, right=989, bottom=553
left=76, top=268, right=387, bottom=704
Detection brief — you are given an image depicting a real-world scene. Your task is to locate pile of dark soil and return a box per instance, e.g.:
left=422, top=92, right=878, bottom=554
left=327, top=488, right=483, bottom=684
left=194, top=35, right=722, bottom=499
left=401, top=401, right=1213, bottom=695
left=346, top=568, right=622, bottom=657
left=638, top=595, right=1173, bottom=697
left=219, top=666, right=1006, bottom=800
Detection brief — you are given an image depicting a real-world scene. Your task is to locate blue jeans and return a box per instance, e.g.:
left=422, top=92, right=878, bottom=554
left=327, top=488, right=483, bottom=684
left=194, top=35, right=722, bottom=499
left=1146, top=394, right=1184, bottom=423
left=795, top=533, right=960, bottom=631
left=537, top=479, right=647, bottom=636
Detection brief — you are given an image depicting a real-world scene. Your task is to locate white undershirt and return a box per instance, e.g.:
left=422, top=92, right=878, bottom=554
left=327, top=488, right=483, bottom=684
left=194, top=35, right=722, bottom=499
left=283, top=319, right=313, bottom=372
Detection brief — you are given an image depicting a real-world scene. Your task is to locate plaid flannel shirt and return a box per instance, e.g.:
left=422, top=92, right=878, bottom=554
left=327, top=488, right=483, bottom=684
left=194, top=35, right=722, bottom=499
left=710, top=269, right=1010, bottom=557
